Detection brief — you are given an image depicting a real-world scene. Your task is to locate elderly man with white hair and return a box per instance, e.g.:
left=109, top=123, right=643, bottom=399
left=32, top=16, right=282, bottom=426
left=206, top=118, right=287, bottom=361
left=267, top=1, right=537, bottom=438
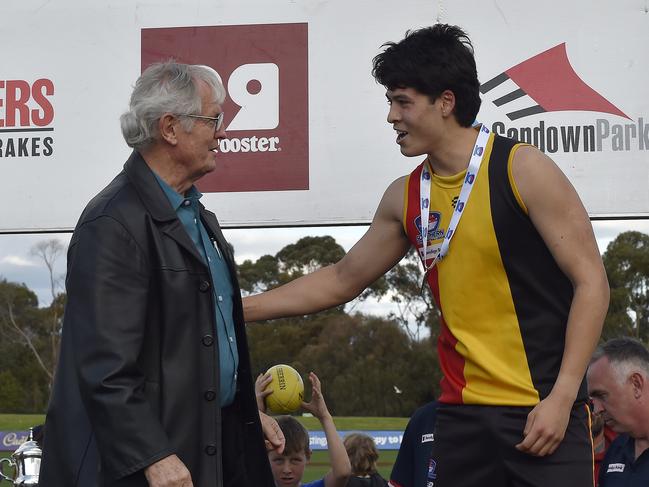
left=587, top=337, right=649, bottom=487
left=39, top=61, right=282, bottom=487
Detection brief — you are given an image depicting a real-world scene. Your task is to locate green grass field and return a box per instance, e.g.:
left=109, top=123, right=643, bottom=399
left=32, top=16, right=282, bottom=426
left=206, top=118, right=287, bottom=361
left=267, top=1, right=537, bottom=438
left=0, top=414, right=405, bottom=482
left=0, top=415, right=45, bottom=431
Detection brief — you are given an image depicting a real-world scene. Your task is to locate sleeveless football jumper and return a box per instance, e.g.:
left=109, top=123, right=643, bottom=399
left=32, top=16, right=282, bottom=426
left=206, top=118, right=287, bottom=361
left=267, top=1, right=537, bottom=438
left=402, top=132, right=587, bottom=406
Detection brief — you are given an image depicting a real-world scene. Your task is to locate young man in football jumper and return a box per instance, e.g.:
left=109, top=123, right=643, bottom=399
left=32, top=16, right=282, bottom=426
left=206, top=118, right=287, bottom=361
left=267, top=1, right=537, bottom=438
left=244, top=24, right=609, bottom=487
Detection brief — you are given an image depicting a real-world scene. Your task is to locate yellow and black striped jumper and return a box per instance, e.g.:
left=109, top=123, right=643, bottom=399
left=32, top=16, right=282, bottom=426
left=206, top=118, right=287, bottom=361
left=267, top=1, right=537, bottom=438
left=402, top=131, right=593, bottom=487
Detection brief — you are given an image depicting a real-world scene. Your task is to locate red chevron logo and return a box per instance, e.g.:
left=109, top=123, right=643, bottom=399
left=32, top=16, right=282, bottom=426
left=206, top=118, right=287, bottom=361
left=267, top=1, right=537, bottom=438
left=481, top=43, right=629, bottom=121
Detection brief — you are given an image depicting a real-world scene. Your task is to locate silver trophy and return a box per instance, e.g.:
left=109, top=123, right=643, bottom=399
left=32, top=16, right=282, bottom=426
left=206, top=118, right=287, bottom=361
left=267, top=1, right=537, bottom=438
left=0, top=428, right=41, bottom=486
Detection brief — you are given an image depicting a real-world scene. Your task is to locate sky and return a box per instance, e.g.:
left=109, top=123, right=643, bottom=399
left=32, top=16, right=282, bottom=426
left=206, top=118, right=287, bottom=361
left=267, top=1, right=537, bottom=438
left=1, top=219, right=649, bottom=312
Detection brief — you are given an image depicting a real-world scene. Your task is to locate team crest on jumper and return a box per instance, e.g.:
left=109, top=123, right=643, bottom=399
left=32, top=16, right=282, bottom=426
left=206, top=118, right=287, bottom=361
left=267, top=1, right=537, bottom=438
left=427, top=458, right=437, bottom=484
left=414, top=211, right=445, bottom=244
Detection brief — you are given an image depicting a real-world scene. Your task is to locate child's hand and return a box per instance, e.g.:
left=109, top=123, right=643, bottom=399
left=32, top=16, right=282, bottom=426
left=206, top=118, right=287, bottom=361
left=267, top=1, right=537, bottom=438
left=255, top=372, right=273, bottom=413
left=302, top=372, right=331, bottom=420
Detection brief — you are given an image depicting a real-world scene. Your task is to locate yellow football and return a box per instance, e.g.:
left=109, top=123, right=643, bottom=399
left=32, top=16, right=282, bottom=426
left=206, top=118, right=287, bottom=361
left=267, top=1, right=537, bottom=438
left=264, top=364, right=305, bottom=414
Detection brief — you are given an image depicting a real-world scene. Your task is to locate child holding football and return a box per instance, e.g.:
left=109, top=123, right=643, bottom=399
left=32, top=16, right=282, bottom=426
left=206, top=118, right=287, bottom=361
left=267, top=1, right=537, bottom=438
left=256, top=371, right=351, bottom=487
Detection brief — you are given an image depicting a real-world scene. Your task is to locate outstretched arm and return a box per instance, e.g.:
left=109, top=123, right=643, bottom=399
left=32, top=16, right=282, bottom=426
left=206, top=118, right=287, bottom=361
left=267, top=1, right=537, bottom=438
left=244, top=178, right=411, bottom=321
left=511, top=146, right=609, bottom=456
left=302, top=372, right=351, bottom=487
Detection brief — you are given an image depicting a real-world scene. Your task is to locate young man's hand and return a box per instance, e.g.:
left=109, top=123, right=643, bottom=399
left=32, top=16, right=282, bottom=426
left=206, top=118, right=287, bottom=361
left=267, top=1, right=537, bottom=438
left=515, top=392, right=572, bottom=456
left=255, top=372, right=273, bottom=413
left=301, top=372, right=331, bottom=420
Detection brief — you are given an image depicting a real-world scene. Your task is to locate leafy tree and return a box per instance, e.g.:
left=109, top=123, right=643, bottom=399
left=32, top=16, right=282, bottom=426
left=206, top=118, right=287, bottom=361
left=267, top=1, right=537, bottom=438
left=0, top=279, right=48, bottom=376
left=238, top=254, right=281, bottom=294
left=247, top=313, right=439, bottom=417
left=239, top=235, right=392, bottom=322
left=30, top=239, right=65, bottom=302
left=0, top=279, right=51, bottom=412
left=0, top=238, right=66, bottom=412
left=30, top=239, right=66, bottom=375
left=602, top=231, right=649, bottom=342
left=239, top=236, right=346, bottom=294
left=383, top=248, right=440, bottom=342
left=300, top=313, right=438, bottom=416
left=0, top=371, right=23, bottom=412
left=276, top=236, right=346, bottom=277
left=247, top=315, right=330, bottom=375
left=241, top=234, right=444, bottom=416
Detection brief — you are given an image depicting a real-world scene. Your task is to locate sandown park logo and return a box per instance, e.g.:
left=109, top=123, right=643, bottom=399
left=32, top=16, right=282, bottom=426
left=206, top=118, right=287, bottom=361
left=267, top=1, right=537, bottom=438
left=480, top=43, right=647, bottom=153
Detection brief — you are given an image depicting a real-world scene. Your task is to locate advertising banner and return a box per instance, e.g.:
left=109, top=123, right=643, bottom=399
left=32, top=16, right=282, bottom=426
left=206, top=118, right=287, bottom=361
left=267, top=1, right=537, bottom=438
left=2, top=0, right=647, bottom=232
left=309, top=430, right=404, bottom=451
left=0, top=431, right=29, bottom=452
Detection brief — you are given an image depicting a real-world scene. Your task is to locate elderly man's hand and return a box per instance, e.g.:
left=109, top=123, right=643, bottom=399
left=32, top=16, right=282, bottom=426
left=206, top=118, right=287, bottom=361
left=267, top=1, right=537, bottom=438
left=144, top=454, right=193, bottom=487
left=259, top=410, right=285, bottom=454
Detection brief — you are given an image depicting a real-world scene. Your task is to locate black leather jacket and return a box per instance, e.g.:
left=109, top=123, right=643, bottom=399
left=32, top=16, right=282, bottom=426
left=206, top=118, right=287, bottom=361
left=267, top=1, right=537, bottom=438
left=40, top=151, right=273, bottom=486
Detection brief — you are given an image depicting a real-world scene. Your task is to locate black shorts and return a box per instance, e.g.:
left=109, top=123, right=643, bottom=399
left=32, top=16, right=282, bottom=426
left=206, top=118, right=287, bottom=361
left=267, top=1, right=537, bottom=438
left=427, top=403, right=593, bottom=487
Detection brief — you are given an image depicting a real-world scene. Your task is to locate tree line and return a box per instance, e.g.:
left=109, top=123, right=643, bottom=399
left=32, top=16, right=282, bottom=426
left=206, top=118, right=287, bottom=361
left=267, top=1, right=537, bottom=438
left=1, top=231, right=648, bottom=415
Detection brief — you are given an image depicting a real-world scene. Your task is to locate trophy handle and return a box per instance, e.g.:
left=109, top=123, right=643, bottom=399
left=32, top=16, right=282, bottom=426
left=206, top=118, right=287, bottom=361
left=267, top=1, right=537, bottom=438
left=0, top=457, right=15, bottom=483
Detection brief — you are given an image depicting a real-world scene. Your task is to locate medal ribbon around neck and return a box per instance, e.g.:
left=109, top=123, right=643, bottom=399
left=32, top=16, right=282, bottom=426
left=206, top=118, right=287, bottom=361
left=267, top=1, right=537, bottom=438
left=419, top=124, right=490, bottom=290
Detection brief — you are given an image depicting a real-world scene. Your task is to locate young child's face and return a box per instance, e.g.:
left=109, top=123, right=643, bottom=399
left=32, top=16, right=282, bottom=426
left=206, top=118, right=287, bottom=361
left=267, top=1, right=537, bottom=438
left=268, top=449, right=308, bottom=487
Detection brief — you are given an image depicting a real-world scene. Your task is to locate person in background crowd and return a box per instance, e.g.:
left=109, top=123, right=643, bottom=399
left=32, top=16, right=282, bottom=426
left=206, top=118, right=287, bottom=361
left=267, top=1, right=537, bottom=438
left=243, top=23, right=609, bottom=487
left=389, top=401, right=438, bottom=487
left=591, top=405, right=617, bottom=485
left=344, top=432, right=389, bottom=487
left=587, top=337, right=649, bottom=487
left=39, top=61, right=282, bottom=487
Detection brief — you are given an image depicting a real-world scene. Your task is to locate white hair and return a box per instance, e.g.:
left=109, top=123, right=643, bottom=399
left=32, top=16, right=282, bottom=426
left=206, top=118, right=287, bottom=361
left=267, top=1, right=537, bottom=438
left=120, top=61, right=226, bottom=150
left=610, top=359, right=649, bottom=385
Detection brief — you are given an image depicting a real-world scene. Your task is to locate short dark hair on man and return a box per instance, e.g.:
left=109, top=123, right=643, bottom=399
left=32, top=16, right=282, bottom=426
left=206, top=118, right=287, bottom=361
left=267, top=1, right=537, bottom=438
left=371, top=23, right=481, bottom=127
left=276, top=415, right=312, bottom=458
left=592, top=337, right=649, bottom=374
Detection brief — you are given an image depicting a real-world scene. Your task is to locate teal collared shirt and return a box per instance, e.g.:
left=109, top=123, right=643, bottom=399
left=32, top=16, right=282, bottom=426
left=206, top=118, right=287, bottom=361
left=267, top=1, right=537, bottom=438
left=153, top=172, right=239, bottom=406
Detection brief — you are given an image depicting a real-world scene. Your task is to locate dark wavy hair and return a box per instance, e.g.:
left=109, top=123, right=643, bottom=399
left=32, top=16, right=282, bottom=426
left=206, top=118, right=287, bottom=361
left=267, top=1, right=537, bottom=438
left=372, top=23, right=481, bottom=127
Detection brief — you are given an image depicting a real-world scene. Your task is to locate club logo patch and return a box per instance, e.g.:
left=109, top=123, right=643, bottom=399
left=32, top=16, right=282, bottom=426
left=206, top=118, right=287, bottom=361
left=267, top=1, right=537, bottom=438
left=606, top=463, right=625, bottom=473
left=414, top=212, right=444, bottom=244
left=427, top=457, right=437, bottom=484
